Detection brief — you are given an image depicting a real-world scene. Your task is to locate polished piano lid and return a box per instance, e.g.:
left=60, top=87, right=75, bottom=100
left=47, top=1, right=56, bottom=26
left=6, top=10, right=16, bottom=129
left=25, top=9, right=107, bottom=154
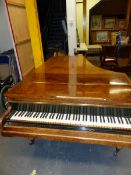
left=5, top=55, right=131, bottom=107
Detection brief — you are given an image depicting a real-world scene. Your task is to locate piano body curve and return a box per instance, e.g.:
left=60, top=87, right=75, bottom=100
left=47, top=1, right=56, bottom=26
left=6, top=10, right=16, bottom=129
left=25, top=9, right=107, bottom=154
left=1, top=55, right=131, bottom=148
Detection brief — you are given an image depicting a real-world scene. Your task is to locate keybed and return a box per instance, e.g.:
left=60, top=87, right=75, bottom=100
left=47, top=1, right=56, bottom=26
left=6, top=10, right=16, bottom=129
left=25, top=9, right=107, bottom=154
left=9, top=103, right=131, bottom=130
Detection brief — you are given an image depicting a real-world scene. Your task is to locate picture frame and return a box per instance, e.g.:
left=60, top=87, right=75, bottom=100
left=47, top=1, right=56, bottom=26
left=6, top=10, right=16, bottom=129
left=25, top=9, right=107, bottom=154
left=91, top=15, right=102, bottom=30
left=104, top=18, right=116, bottom=29
left=96, top=31, right=109, bottom=42
left=118, top=19, right=127, bottom=29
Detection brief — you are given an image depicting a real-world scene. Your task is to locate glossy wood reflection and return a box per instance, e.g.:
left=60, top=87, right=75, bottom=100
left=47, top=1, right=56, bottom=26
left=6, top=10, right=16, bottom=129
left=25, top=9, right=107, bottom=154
left=6, top=55, right=131, bottom=107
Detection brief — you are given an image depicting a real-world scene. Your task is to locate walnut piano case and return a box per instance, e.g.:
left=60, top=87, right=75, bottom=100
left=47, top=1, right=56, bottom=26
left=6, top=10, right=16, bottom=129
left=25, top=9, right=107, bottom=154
left=1, top=55, right=131, bottom=148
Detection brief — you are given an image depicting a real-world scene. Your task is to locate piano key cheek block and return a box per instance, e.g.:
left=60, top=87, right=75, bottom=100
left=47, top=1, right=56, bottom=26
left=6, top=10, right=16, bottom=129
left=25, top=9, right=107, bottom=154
left=1, top=55, right=131, bottom=149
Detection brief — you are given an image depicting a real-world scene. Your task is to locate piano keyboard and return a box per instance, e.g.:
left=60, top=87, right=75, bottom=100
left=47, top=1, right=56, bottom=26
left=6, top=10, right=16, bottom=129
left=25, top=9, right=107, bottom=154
left=8, top=103, right=131, bottom=130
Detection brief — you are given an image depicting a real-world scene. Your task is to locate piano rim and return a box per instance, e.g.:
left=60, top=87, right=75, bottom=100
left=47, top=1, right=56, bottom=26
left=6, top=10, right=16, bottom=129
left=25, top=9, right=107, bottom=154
left=2, top=124, right=131, bottom=148
left=5, top=99, right=131, bottom=108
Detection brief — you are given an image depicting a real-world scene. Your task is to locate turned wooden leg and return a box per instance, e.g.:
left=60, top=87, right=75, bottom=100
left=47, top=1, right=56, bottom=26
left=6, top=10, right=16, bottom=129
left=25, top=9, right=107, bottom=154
left=28, top=138, right=35, bottom=145
left=113, top=147, right=121, bottom=156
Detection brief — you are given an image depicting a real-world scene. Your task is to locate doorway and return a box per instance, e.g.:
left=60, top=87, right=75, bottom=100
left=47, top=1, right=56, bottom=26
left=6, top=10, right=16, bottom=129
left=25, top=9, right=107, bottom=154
left=36, top=0, right=68, bottom=60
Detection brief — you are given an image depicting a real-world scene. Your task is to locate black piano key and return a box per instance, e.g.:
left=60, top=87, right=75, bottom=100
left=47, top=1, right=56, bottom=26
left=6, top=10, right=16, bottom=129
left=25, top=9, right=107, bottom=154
left=99, top=107, right=103, bottom=123
left=73, top=106, right=76, bottom=121
left=26, top=104, right=32, bottom=117
left=66, top=106, right=71, bottom=120
left=49, top=105, right=56, bottom=119
left=118, top=109, right=124, bottom=124
left=40, top=104, right=44, bottom=113
left=82, top=106, right=85, bottom=121
left=38, top=104, right=42, bottom=113
left=75, top=107, right=78, bottom=121
left=111, top=108, right=116, bottom=123
left=78, top=107, right=81, bottom=121
left=103, top=107, right=108, bottom=122
left=65, top=113, right=69, bottom=120
left=85, top=106, right=88, bottom=121
left=39, top=104, right=46, bottom=118
left=92, top=107, right=95, bottom=122
left=65, top=106, right=69, bottom=120
left=40, top=105, right=48, bottom=118
left=83, top=106, right=86, bottom=121
left=100, top=115, right=102, bottom=123
left=53, top=106, right=58, bottom=119
left=20, top=104, right=26, bottom=116
left=90, top=107, right=92, bottom=122
left=28, top=104, right=33, bottom=116
left=14, top=110, right=20, bottom=116
left=28, top=112, right=34, bottom=118
left=112, top=117, right=115, bottom=124
left=46, top=105, right=52, bottom=119
left=102, top=108, right=105, bottom=123
left=128, top=118, right=131, bottom=124
left=111, top=108, right=114, bottom=117
left=120, top=117, right=124, bottom=124
left=118, top=117, right=121, bottom=124
left=125, top=118, right=129, bottom=124
left=127, top=108, right=131, bottom=118
left=110, top=116, right=113, bottom=123
left=48, top=105, right=54, bottom=119
left=68, top=114, right=71, bottom=120
left=33, top=112, right=39, bottom=118
left=91, top=107, right=93, bottom=122
left=94, top=107, right=98, bottom=123
left=59, top=106, right=63, bottom=120
left=60, top=106, right=64, bottom=120
left=94, top=107, right=98, bottom=122
left=106, top=108, right=109, bottom=121
left=127, top=118, right=131, bottom=125
left=59, top=106, right=64, bottom=120
left=58, top=106, right=62, bottom=120
left=17, top=104, right=21, bottom=111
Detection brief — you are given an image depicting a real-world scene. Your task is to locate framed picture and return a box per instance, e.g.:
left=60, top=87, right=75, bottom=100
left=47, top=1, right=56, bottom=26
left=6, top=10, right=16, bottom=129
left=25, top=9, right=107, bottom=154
left=104, top=18, right=116, bottom=29
left=118, top=19, right=127, bottom=29
left=91, top=15, right=102, bottom=30
left=96, top=31, right=109, bottom=42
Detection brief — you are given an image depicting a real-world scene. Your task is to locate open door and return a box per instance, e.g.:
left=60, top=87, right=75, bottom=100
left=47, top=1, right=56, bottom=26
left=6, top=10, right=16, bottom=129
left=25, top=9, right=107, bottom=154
left=6, top=0, right=35, bottom=76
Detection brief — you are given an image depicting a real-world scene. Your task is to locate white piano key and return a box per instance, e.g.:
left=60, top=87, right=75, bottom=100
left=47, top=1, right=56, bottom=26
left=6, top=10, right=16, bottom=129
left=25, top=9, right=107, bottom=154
left=9, top=106, right=131, bottom=131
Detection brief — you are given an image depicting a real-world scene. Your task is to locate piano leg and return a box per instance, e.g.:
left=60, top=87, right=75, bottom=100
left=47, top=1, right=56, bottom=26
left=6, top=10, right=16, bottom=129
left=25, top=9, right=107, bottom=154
left=113, top=147, right=121, bottom=157
left=28, top=138, right=35, bottom=145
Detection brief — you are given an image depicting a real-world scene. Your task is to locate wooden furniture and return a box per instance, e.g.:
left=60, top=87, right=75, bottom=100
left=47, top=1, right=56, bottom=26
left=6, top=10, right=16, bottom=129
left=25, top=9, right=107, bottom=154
left=0, top=55, right=131, bottom=148
left=76, top=43, right=88, bottom=56
left=100, top=45, right=118, bottom=70
left=118, top=44, right=131, bottom=59
left=86, top=44, right=102, bottom=57
left=100, top=44, right=131, bottom=69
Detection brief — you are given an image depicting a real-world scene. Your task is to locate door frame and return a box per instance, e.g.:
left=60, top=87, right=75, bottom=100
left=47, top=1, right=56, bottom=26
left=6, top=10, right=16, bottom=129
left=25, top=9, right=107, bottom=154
left=25, top=0, right=44, bottom=68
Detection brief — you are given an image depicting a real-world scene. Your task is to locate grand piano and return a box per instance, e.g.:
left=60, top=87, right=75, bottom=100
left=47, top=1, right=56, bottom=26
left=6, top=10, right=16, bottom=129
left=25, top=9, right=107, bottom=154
left=1, top=55, right=131, bottom=149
